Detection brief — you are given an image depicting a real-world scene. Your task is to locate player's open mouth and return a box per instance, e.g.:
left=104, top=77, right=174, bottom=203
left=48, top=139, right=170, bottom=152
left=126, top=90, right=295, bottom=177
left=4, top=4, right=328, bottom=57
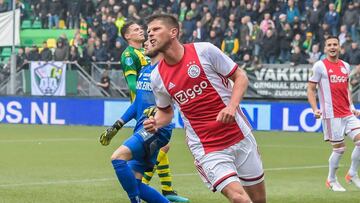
left=150, top=39, right=156, bottom=44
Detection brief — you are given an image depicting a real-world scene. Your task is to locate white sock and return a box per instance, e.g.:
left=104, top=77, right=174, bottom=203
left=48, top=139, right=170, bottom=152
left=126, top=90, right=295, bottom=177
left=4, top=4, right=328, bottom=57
left=328, top=147, right=345, bottom=182
left=348, top=141, right=360, bottom=177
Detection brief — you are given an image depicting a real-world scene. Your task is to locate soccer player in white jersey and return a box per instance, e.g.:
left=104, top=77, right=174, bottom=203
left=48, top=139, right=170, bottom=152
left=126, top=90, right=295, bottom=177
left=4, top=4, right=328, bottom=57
left=308, top=36, right=360, bottom=192
left=143, top=14, right=266, bottom=203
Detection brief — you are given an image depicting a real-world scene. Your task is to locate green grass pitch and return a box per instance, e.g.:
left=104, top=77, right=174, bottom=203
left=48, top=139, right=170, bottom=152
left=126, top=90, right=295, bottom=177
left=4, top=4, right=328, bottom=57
left=0, top=124, right=359, bottom=203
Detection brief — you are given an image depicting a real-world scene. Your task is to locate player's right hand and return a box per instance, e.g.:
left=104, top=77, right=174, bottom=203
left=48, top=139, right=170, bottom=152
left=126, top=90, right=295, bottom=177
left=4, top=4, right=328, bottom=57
left=99, top=120, right=124, bottom=146
left=313, top=109, right=322, bottom=119
left=143, top=116, right=157, bottom=134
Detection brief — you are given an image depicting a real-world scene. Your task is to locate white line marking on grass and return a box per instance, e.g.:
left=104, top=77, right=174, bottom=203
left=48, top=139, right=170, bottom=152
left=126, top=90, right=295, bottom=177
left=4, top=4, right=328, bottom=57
left=260, top=144, right=328, bottom=149
left=0, top=138, right=94, bottom=143
left=0, top=164, right=336, bottom=188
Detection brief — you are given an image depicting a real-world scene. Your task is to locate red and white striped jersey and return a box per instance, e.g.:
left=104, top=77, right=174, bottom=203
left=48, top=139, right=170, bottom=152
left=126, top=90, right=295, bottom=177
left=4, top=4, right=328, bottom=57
left=309, top=58, right=352, bottom=118
left=150, top=42, right=252, bottom=159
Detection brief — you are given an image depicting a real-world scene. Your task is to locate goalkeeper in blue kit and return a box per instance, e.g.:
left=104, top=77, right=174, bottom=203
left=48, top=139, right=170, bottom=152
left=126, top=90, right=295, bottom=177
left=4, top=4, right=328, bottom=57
left=99, top=40, right=189, bottom=203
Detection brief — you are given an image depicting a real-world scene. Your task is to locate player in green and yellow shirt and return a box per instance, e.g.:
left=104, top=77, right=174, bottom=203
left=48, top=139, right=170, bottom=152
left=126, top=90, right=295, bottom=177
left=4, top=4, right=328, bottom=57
left=120, top=22, right=149, bottom=102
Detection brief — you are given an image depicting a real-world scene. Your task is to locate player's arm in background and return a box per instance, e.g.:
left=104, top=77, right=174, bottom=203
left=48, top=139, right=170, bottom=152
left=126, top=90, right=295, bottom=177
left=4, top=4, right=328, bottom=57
left=307, top=62, right=322, bottom=119
left=346, top=62, right=360, bottom=117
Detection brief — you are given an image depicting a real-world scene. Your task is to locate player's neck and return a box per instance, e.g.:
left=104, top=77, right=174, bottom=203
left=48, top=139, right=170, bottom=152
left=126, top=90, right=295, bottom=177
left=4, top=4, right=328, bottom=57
left=128, top=41, right=142, bottom=49
left=163, top=42, right=184, bottom=66
left=150, top=54, right=162, bottom=65
left=326, top=56, right=339, bottom=63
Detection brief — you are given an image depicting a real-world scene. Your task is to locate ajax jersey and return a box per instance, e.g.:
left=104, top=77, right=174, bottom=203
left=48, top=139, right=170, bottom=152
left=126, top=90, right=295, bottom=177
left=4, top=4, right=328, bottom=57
left=150, top=42, right=252, bottom=159
left=309, top=58, right=352, bottom=119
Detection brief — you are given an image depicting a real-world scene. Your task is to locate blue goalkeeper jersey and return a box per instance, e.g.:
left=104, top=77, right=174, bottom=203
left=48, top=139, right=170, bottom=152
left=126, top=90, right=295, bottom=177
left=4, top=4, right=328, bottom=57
left=121, top=63, right=174, bottom=133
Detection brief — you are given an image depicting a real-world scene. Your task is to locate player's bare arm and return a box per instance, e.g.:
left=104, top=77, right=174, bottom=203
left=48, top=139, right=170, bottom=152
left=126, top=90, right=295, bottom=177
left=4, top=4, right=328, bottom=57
left=307, top=82, right=322, bottom=119
left=216, top=68, right=248, bottom=123
left=348, top=90, right=360, bottom=117
left=144, top=106, right=174, bottom=133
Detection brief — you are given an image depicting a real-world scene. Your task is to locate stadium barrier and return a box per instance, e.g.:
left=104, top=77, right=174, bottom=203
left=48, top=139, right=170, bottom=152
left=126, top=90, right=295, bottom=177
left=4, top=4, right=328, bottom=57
left=1, top=95, right=353, bottom=132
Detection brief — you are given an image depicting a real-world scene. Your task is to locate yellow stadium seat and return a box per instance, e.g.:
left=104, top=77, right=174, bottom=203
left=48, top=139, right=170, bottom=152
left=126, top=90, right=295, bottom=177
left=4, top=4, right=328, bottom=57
left=58, top=20, right=66, bottom=29
left=47, top=38, right=57, bottom=48
left=38, top=47, right=43, bottom=53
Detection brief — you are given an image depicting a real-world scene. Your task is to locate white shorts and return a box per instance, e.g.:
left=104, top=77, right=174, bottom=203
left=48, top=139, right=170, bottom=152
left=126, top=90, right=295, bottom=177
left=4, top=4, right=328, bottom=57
left=194, top=134, right=264, bottom=192
left=322, top=115, right=360, bottom=143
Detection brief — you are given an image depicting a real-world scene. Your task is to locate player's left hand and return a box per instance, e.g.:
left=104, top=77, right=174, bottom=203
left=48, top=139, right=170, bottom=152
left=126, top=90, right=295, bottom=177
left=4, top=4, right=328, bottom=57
left=99, top=120, right=124, bottom=146
left=143, top=106, right=157, bottom=118
left=216, top=106, right=236, bottom=123
left=352, top=109, right=360, bottom=117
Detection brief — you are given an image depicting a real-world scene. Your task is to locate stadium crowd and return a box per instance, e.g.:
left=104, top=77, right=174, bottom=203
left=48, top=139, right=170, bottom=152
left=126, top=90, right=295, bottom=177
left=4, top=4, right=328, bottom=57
left=0, top=0, right=360, bottom=71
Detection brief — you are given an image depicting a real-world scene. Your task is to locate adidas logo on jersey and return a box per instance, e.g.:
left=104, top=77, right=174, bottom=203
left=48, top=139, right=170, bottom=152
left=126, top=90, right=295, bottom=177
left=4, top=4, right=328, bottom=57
left=168, top=82, right=176, bottom=90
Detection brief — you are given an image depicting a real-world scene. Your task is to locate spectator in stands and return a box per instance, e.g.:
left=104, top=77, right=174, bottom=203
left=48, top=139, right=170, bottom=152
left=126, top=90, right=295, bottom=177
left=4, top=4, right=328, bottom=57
left=66, top=0, right=81, bottom=29
left=187, top=30, right=202, bottom=43
left=139, top=3, right=153, bottom=20
left=0, top=0, right=8, bottom=13
left=182, top=12, right=196, bottom=41
left=28, top=45, right=41, bottom=61
left=240, top=53, right=254, bottom=71
left=16, top=48, right=26, bottom=70
left=221, top=29, right=239, bottom=60
left=278, top=23, right=293, bottom=63
left=302, top=32, right=314, bottom=54
left=350, top=65, right=360, bottom=90
left=260, top=13, right=275, bottom=34
left=200, top=12, right=213, bottom=34
left=348, top=42, right=360, bottom=65
left=54, top=40, right=68, bottom=61
left=318, top=23, right=330, bottom=46
left=69, top=46, right=80, bottom=63
left=340, top=46, right=350, bottom=62
left=239, top=34, right=254, bottom=59
left=35, top=0, right=49, bottom=28
left=109, top=41, right=123, bottom=70
left=194, top=21, right=207, bottom=41
left=48, top=0, right=62, bottom=29
left=343, top=2, right=359, bottom=43
left=339, top=25, right=348, bottom=46
left=251, top=21, right=263, bottom=59
left=324, top=3, right=339, bottom=36
left=261, top=29, right=278, bottom=64
left=104, top=15, right=118, bottom=46
left=286, top=0, right=300, bottom=25
left=306, top=0, right=323, bottom=36
left=127, top=4, right=141, bottom=22
left=239, top=16, right=250, bottom=45
left=92, top=38, right=108, bottom=64
left=290, top=45, right=308, bottom=66
left=206, top=29, right=222, bottom=48
left=101, top=33, right=111, bottom=52
left=40, top=41, right=53, bottom=61
left=307, top=44, right=322, bottom=64
left=343, top=34, right=353, bottom=53
left=97, top=70, right=110, bottom=95
left=81, top=0, right=96, bottom=24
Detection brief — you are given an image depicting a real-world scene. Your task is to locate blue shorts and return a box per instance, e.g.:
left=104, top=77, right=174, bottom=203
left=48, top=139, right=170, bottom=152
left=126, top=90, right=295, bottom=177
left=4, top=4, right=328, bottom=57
left=123, top=127, right=172, bottom=174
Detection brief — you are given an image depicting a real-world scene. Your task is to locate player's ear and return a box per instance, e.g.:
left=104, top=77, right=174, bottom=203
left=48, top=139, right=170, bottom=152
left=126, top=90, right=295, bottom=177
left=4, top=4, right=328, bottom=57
left=170, top=28, right=178, bottom=39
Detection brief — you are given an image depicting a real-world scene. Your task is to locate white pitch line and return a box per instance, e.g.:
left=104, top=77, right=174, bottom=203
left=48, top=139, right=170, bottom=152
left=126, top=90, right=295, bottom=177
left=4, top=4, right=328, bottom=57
left=0, top=138, right=94, bottom=143
left=0, top=164, right=334, bottom=188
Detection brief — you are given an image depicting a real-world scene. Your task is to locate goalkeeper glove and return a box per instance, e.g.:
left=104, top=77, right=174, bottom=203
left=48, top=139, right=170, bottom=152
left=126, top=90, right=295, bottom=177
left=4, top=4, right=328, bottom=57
left=143, top=106, right=157, bottom=118
left=99, top=120, right=124, bottom=146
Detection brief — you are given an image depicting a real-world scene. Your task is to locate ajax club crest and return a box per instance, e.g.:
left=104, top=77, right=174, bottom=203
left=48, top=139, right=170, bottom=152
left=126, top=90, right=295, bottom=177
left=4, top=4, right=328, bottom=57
left=187, top=61, right=200, bottom=78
